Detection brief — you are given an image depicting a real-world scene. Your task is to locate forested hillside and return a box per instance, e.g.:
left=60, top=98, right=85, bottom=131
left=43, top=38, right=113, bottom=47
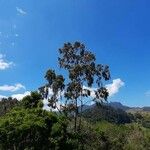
left=0, top=42, right=149, bottom=150
left=82, top=104, right=133, bottom=124
left=0, top=94, right=149, bottom=150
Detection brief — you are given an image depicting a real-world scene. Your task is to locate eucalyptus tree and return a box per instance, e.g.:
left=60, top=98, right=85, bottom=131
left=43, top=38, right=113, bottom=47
left=39, top=41, right=110, bottom=132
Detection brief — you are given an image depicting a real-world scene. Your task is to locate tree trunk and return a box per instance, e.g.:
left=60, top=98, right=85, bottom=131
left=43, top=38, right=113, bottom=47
left=74, top=99, right=78, bottom=132
left=79, top=97, right=83, bottom=131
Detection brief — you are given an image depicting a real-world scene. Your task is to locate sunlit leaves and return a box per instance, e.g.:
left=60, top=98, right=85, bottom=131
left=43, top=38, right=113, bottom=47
left=21, top=91, right=43, bottom=109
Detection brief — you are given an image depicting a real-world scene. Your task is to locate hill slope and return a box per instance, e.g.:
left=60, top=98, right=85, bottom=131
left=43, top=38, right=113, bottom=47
left=82, top=104, right=133, bottom=124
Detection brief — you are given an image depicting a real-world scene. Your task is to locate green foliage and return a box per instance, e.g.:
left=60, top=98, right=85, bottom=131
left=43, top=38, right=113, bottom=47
left=93, top=121, right=150, bottom=150
left=20, top=91, right=43, bottom=109
left=0, top=95, right=149, bottom=150
left=133, top=112, right=150, bottom=128
left=40, top=41, right=111, bottom=132
left=74, top=112, right=150, bottom=150
left=0, top=42, right=149, bottom=149
left=82, top=104, right=132, bottom=124
left=0, top=108, right=77, bottom=150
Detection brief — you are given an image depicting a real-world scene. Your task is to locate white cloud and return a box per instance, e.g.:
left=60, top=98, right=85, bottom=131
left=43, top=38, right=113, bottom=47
left=0, top=91, right=30, bottom=100
left=43, top=98, right=61, bottom=111
left=16, top=7, right=27, bottom=15
left=0, top=54, right=14, bottom=70
left=83, top=86, right=97, bottom=98
left=42, top=78, right=125, bottom=110
left=0, top=95, right=7, bottom=99
left=106, top=78, right=125, bottom=97
left=11, top=91, right=30, bottom=100
left=43, top=78, right=124, bottom=103
left=43, top=98, right=50, bottom=110
left=83, top=78, right=124, bottom=98
left=0, top=83, right=25, bottom=92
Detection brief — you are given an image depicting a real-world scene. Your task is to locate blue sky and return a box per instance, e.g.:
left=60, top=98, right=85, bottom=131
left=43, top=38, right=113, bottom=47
left=0, top=0, right=150, bottom=107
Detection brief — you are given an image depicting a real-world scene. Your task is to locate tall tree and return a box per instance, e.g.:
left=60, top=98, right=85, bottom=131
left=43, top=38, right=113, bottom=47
left=0, top=97, right=18, bottom=116
left=39, top=41, right=110, bottom=132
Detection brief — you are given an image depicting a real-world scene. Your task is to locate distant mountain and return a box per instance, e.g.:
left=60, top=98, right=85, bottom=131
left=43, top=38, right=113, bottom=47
left=78, top=102, right=126, bottom=112
left=108, top=102, right=130, bottom=111
left=81, top=104, right=133, bottom=124
left=143, top=107, right=150, bottom=111
left=79, top=101, right=150, bottom=124
left=108, top=102, right=150, bottom=112
left=79, top=101, right=150, bottom=113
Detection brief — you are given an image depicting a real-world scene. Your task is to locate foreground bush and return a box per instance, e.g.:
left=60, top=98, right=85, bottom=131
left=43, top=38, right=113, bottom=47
left=0, top=108, right=77, bottom=150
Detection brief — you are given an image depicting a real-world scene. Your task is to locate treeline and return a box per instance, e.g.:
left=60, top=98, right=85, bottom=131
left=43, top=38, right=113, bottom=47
left=0, top=92, right=78, bottom=150
left=0, top=97, right=18, bottom=117
left=0, top=92, right=150, bottom=150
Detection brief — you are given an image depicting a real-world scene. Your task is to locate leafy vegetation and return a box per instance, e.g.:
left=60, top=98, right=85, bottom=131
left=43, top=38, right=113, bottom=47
left=82, top=104, right=133, bottom=124
left=39, top=42, right=110, bottom=132
left=0, top=42, right=149, bottom=149
left=0, top=92, right=77, bottom=150
left=0, top=97, right=18, bottom=117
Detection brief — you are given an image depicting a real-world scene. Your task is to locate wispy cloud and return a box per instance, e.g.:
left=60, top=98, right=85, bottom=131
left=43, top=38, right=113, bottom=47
left=43, top=79, right=124, bottom=110
left=46, top=78, right=124, bottom=100
left=16, top=7, right=27, bottom=15
left=11, top=91, right=30, bottom=100
left=106, top=78, right=125, bottom=97
left=0, top=54, right=14, bottom=70
left=0, top=91, right=30, bottom=100
left=83, top=86, right=97, bottom=98
left=0, top=95, right=7, bottom=99
left=83, top=78, right=125, bottom=98
left=0, top=83, right=25, bottom=92
left=0, top=78, right=124, bottom=105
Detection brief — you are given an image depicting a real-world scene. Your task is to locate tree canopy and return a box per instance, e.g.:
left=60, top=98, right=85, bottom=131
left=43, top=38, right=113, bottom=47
left=39, top=41, right=111, bottom=131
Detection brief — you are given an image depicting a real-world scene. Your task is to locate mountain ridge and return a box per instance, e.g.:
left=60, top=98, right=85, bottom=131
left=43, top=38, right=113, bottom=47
left=79, top=101, right=150, bottom=112
left=108, top=102, right=150, bottom=112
